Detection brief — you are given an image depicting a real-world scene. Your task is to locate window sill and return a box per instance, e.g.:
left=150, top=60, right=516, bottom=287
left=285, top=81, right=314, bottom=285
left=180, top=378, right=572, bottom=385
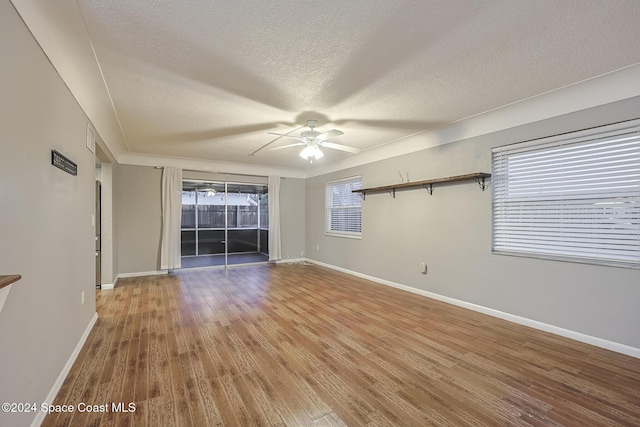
left=492, top=250, right=640, bottom=270
left=325, top=233, right=362, bottom=240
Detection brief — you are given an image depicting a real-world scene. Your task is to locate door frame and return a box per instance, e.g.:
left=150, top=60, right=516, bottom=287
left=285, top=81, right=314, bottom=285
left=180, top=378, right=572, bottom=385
left=181, top=179, right=268, bottom=268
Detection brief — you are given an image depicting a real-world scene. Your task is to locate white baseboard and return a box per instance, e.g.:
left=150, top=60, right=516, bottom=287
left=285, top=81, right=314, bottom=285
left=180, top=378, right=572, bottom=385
left=32, top=312, right=98, bottom=427
left=307, top=258, right=640, bottom=359
left=100, top=283, right=114, bottom=290
left=114, top=270, right=168, bottom=285
left=275, top=257, right=310, bottom=265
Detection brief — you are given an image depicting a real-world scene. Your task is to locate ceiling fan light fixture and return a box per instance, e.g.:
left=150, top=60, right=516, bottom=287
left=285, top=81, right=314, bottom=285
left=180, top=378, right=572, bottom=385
left=299, top=145, right=324, bottom=161
left=299, top=145, right=314, bottom=159
left=264, top=118, right=356, bottom=161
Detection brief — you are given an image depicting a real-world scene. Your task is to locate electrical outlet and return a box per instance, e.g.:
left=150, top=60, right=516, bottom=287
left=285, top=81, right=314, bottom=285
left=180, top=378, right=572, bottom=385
left=81, top=291, right=85, bottom=305
left=316, top=244, right=320, bottom=251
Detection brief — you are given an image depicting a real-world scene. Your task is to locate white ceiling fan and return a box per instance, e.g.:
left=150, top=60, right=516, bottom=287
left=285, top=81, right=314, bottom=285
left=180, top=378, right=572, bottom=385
left=251, top=120, right=359, bottom=162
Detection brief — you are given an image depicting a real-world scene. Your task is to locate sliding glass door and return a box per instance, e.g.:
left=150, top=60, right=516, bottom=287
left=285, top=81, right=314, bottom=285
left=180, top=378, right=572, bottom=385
left=181, top=180, right=269, bottom=268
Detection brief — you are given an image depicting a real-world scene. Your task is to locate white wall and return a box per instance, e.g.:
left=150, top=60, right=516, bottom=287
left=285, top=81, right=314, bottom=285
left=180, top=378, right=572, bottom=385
left=0, top=1, right=97, bottom=425
left=306, top=96, right=640, bottom=351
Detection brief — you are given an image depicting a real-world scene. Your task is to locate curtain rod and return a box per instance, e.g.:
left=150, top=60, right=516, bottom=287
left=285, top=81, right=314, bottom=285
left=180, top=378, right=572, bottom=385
left=154, top=166, right=269, bottom=179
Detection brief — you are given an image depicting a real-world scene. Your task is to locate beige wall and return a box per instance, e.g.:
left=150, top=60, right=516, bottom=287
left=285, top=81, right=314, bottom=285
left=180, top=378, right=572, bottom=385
left=113, top=169, right=306, bottom=274
left=98, top=161, right=116, bottom=285
left=280, top=178, right=306, bottom=259
left=306, top=96, right=640, bottom=350
left=114, top=165, right=163, bottom=275
left=0, top=1, right=97, bottom=425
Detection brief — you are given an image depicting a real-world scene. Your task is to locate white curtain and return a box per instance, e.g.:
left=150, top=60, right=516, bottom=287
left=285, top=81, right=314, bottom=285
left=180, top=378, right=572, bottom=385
left=160, top=167, right=182, bottom=270
left=268, top=176, right=282, bottom=261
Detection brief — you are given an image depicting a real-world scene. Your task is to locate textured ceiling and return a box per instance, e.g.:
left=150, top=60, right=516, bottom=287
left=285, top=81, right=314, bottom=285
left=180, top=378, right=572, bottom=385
left=12, top=0, right=640, bottom=173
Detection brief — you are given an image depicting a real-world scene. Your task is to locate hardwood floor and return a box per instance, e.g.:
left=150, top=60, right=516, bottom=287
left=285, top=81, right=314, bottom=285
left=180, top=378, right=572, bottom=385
left=43, top=264, right=640, bottom=426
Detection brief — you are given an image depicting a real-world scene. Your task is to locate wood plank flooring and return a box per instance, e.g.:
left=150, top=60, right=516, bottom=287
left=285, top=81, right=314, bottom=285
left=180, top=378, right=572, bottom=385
left=43, top=264, right=640, bottom=426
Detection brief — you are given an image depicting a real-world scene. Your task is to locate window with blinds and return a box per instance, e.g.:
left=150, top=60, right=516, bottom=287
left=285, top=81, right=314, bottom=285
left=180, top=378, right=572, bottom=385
left=326, top=176, right=362, bottom=237
left=492, top=119, right=640, bottom=268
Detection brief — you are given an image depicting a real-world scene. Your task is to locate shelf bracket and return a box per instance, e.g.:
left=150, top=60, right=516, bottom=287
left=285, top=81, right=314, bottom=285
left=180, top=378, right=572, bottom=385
left=475, top=176, right=487, bottom=191
left=423, top=183, right=433, bottom=195
left=387, top=188, right=396, bottom=198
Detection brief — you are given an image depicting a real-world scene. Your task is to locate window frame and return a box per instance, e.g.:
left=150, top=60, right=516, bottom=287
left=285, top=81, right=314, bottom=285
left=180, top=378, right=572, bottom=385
left=491, top=118, right=640, bottom=269
left=325, top=175, right=363, bottom=238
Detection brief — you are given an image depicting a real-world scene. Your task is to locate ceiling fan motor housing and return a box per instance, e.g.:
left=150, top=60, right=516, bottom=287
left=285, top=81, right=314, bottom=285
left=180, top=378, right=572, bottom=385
left=301, top=130, right=321, bottom=138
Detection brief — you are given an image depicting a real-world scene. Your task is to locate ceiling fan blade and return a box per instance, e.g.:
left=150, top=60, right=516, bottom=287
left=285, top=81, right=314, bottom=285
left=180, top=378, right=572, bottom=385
left=322, top=142, right=360, bottom=153
left=317, top=129, right=344, bottom=140
left=250, top=125, right=305, bottom=156
left=270, top=142, right=305, bottom=151
left=267, top=132, right=307, bottom=142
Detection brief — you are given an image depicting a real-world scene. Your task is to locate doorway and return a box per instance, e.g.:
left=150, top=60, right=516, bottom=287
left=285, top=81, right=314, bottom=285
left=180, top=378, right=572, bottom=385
left=180, top=180, right=269, bottom=268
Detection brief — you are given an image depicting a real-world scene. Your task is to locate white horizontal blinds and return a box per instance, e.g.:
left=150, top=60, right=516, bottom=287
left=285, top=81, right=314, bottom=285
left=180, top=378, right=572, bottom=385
left=492, top=120, right=640, bottom=266
left=326, top=176, right=362, bottom=236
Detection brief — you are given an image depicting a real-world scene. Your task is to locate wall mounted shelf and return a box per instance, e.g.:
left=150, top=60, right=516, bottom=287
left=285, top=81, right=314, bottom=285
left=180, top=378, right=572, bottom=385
left=0, top=275, right=21, bottom=290
left=353, top=172, right=491, bottom=199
